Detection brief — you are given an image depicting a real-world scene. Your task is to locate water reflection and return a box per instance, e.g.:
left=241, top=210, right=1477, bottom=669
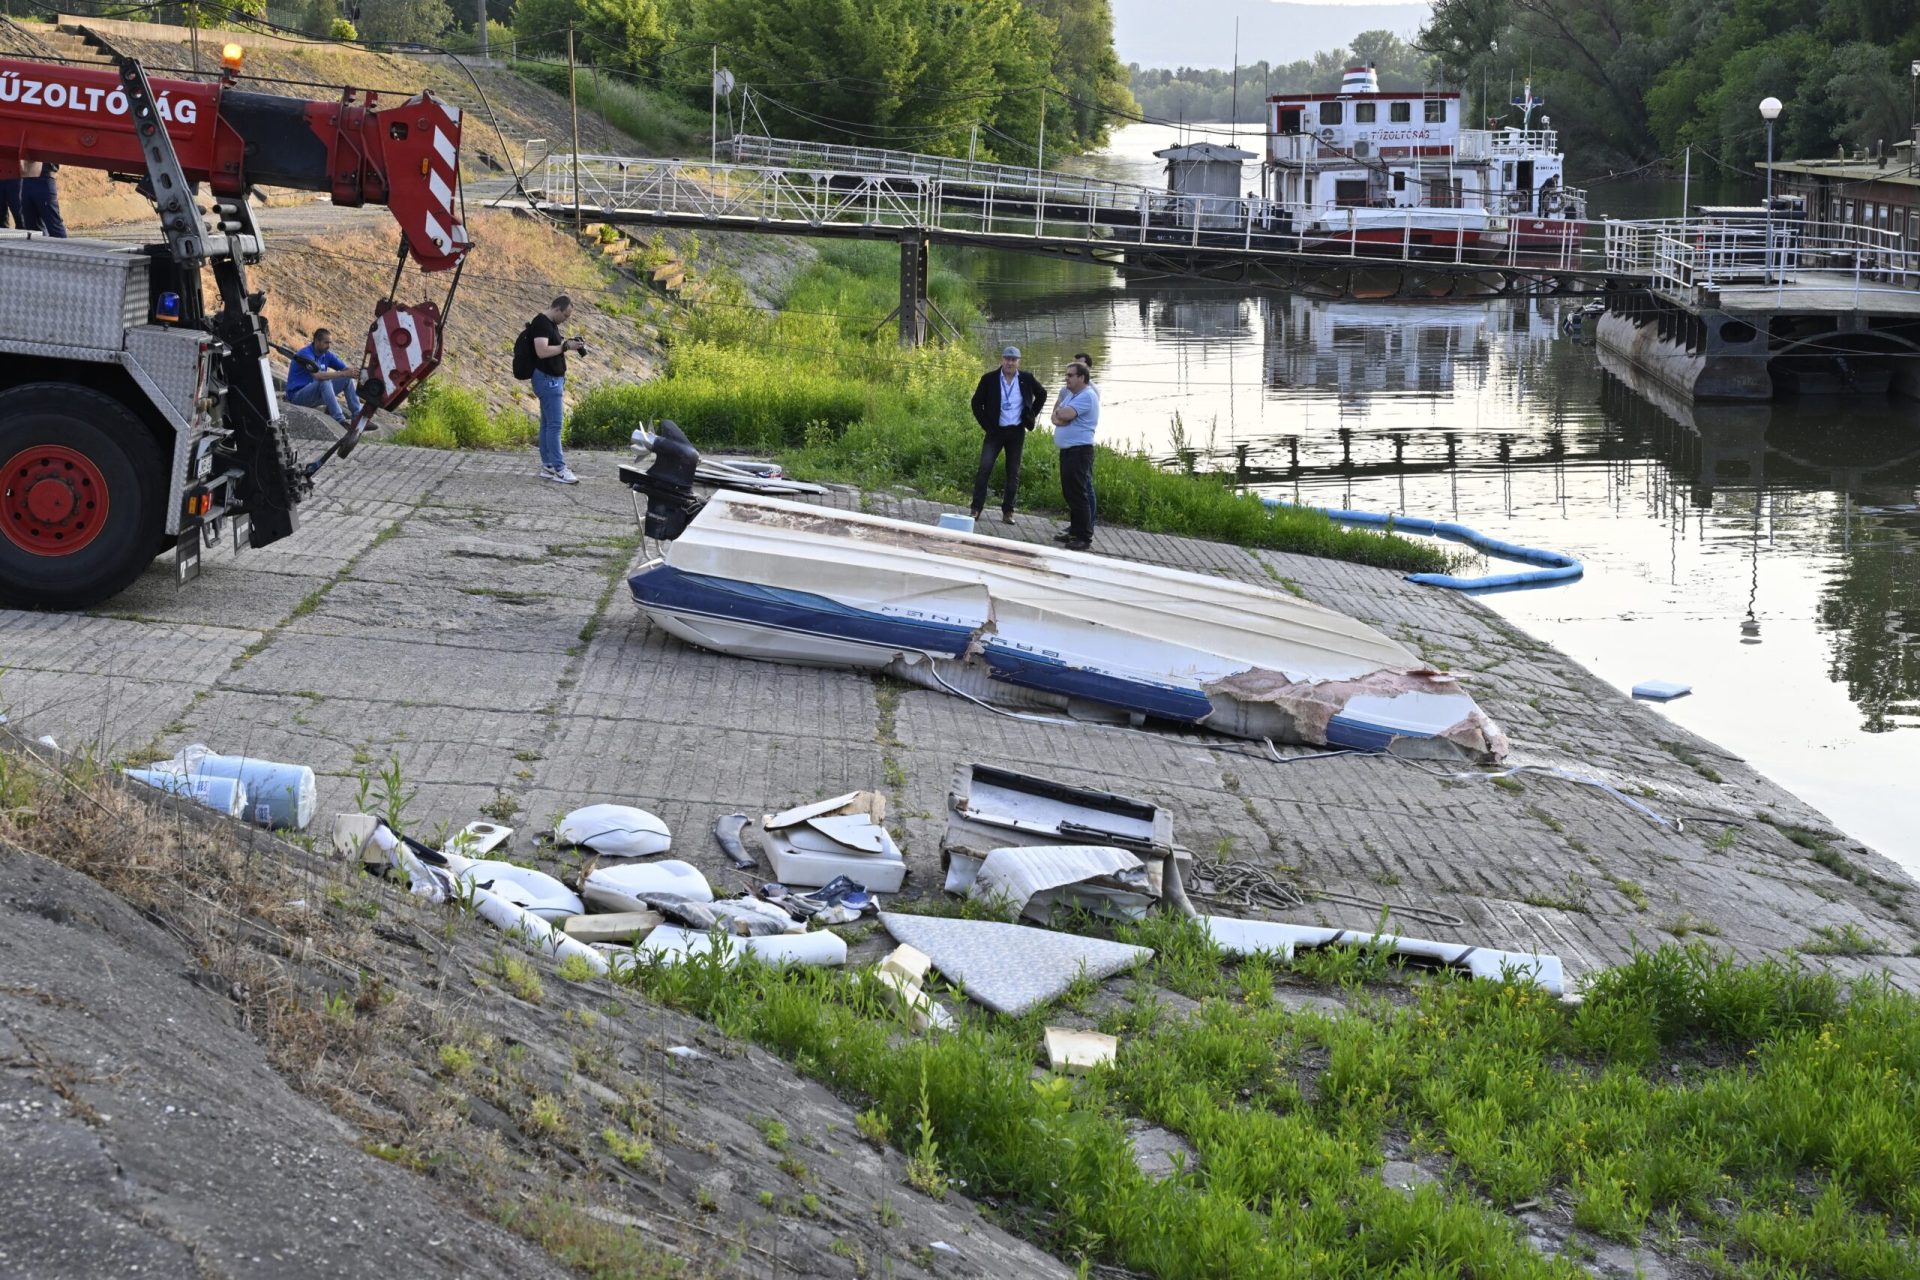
left=971, top=250, right=1920, bottom=867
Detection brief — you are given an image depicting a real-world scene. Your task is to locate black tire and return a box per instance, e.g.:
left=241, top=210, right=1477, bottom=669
left=0, top=384, right=168, bottom=611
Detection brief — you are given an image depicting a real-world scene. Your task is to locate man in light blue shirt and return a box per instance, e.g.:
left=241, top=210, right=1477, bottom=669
left=284, top=328, right=363, bottom=427
left=1051, top=362, right=1099, bottom=549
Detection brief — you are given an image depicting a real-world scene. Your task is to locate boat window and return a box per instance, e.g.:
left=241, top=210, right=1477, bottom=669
left=1320, top=102, right=1344, bottom=126
left=1390, top=101, right=1411, bottom=123
left=1354, top=102, right=1376, bottom=123
left=1424, top=100, right=1447, bottom=124
left=1392, top=172, right=1407, bottom=191
left=1503, top=162, right=1514, bottom=183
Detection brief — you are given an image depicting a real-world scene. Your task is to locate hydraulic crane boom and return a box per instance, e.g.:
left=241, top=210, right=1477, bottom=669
left=0, top=55, right=470, bottom=270
left=0, top=49, right=473, bottom=609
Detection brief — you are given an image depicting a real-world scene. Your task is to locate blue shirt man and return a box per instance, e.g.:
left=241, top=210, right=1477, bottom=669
left=284, top=328, right=363, bottom=426
left=1051, top=362, right=1100, bottom=550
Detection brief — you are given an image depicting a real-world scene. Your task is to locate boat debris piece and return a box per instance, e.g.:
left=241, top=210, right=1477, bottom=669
left=878, top=912, right=1154, bottom=1015
left=140, top=745, right=316, bottom=830
left=554, top=804, right=672, bottom=858
left=451, top=821, right=513, bottom=857
left=946, top=764, right=1173, bottom=860
left=962, top=845, right=1155, bottom=924
left=872, top=944, right=955, bottom=1033
left=1632, top=680, right=1692, bottom=701
left=344, top=816, right=611, bottom=976
left=123, top=766, right=249, bottom=820
left=760, top=791, right=906, bottom=892
left=712, top=813, right=757, bottom=869
left=1044, top=1027, right=1118, bottom=1075
left=459, top=860, right=584, bottom=922
left=561, top=911, right=664, bottom=944
left=937, top=513, right=975, bottom=533
left=624, top=490, right=1508, bottom=761
left=635, top=924, right=848, bottom=969
left=1197, top=915, right=1564, bottom=996
left=582, top=860, right=714, bottom=913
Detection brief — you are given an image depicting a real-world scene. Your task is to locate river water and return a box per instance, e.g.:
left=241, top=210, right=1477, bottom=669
left=964, top=122, right=1920, bottom=874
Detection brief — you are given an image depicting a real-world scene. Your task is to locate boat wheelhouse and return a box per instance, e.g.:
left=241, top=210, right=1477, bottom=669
left=1265, top=67, right=1586, bottom=254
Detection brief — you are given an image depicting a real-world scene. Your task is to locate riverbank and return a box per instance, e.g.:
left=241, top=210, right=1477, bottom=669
left=4, top=439, right=1916, bottom=1278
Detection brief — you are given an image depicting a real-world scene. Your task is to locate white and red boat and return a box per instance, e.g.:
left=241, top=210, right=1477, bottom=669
left=1264, top=68, right=1585, bottom=256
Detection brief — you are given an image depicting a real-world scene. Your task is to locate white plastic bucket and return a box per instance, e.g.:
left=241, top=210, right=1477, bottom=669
left=123, top=767, right=249, bottom=820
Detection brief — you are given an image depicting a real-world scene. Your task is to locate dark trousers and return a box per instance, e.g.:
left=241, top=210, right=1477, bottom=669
left=1060, top=444, right=1096, bottom=541
left=0, top=179, right=21, bottom=229
left=21, top=175, right=65, bottom=238
left=971, top=425, right=1026, bottom=515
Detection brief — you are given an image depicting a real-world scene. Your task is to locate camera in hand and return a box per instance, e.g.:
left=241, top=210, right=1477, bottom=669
left=571, top=338, right=592, bottom=358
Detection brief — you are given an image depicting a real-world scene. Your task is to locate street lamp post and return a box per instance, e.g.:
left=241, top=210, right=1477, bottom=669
left=1759, top=96, right=1783, bottom=283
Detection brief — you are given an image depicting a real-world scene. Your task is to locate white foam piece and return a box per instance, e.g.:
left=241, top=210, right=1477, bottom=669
left=634, top=925, right=847, bottom=969
left=1197, top=915, right=1564, bottom=996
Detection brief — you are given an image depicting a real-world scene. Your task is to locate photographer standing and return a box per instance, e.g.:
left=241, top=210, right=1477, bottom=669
left=527, top=295, right=585, bottom=485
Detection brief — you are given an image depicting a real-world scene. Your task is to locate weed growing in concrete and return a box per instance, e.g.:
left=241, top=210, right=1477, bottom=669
left=1801, top=923, right=1888, bottom=956
left=601, top=1126, right=655, bottom=1170
left=1657, top=740, right=1724, bottom=784
left=490, top=951, right=546, bottom=1004
left=557, top=953, right=600, bottom=983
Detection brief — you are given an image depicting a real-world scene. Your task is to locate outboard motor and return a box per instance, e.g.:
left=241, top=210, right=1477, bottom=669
left=621, top=420, right=707, bottom=541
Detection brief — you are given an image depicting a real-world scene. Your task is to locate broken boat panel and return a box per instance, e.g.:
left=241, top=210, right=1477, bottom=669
left=625, top=490, right=1507, bottom=761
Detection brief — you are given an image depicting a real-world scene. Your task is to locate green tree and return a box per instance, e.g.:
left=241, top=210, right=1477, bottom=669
left=513, top=0, right=665, bottom=70
left=356, top=0, right=456, bottom=43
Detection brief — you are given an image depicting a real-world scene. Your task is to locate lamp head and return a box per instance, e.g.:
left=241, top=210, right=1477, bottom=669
left=1759, top=96, right=1783, bottom=121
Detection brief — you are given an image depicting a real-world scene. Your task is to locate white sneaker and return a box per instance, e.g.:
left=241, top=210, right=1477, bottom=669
left=543, top=464, right=580, bottom=485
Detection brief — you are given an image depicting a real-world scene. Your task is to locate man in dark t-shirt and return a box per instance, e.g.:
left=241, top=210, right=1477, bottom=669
left=528, top=295, right=586, bottom=484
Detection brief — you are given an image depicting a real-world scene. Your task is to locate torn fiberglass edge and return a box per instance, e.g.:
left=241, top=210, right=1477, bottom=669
left=624, top=491, right=1508, bottom=762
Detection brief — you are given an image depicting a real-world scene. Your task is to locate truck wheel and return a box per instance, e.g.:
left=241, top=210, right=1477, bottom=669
left=0, top=385, right=167, bottom=611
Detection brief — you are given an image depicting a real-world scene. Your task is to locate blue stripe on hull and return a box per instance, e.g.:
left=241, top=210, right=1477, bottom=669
left=980, top=643, right=1214, bottom=724
left=629, top=565, right=977, bottom=656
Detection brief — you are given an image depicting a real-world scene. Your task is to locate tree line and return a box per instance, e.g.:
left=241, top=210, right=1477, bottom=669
left=1420, top=0, right=1920, bottom=171
left=254, top=0, right=1132, bottom=158
left=1129, top=32, right=1435, bottom=124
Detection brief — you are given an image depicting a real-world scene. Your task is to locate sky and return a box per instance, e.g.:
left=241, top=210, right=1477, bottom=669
left=1110, top=0, right=1434, bottom=71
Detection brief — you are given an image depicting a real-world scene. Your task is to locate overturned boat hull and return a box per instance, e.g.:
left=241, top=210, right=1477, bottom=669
left=627, top=493, right=1507, bottom=761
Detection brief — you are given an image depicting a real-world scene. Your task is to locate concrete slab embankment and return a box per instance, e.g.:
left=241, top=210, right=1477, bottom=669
left=5, top=441, right=1915, bottom=987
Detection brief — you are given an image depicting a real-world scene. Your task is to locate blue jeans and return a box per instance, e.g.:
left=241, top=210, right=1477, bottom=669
left=289, top=377, right=362, bottom=425
left=20, top=174, right=64, bottom=237
left=532, top=369, right=566, bottom=469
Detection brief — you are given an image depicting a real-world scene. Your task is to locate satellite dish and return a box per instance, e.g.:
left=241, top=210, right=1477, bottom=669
left=714, top=67, right=736, bottom=96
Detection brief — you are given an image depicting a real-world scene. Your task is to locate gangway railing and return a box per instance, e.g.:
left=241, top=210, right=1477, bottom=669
left=1611, top=216, right=1920, bottom=305
left=724, top=133, right=1155, bottom=207
left=538, top=152, right=1613, bottom=275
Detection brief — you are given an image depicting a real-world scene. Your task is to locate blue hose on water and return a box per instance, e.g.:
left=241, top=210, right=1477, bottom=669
left=1261, top=498, right=1583, bottom=592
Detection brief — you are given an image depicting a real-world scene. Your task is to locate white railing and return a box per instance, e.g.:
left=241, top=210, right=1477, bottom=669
left=1628, top=216, right=1920, bottom=304
left=1456, top=129, right=1560, bottom=159
left=536, top=152, right=1613, bottom=272
left=724, top=134, right=1156, bottom=208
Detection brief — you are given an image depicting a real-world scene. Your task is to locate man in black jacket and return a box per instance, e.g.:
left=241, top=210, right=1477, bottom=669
left=968, top=346, right=1048, bottom=523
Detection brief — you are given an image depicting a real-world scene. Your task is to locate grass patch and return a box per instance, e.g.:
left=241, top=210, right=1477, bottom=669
left=390, top=380, right=533, bottom=450
left=617, top=925, right=1920, bottom=1280
left=1657, top=739, right=1725, bottom=785
left=1801, top=923, right=1889, bottom=956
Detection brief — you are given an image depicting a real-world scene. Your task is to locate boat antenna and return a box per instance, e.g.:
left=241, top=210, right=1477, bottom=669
left=1230, top=17, right=1240, bottom=132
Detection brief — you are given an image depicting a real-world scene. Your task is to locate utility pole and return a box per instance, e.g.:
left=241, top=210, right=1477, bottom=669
left=710, top=44, right=718, bottom=164
left=188, top=1, right=199, bottom=75
left=969, top=123, right=978, bottom=162
left=1681, top=144, right=1690, bottom=216
left=567, top=23, right=581, bottom=232
left=477, top=0, right=487, bottom=59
